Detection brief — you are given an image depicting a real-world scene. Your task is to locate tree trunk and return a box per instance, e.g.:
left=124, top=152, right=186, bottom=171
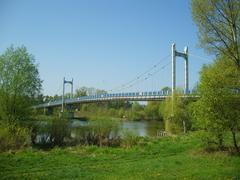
left=183, top=120, right=186, bottom=133
left=217, top=133, right=224, bottom=150
left=231, top=129, right=239, bottom=152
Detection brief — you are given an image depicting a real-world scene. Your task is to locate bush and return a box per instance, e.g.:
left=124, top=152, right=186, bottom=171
left=32, top=116, right=70, bottom=147
left=0, top=123, right=31, bottom=152
left=71, top=118, right=121, bottom=147
left=50, top=117, right=70, bottom=146
left=195, top=131, right=227, bottom=151
left=163, top=93, right=191, bottom=134
left=121, top=130, right=138, bottom=148
left=165, top=116, right=183, bottom=134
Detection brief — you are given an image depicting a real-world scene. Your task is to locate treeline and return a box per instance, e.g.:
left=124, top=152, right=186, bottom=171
left=75, top=100, right=164, bottom=121
left=40, top=86, right=172, bottom=121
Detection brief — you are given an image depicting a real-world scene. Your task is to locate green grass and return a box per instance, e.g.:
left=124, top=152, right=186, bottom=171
left=0, top=133, right=239, bottom=179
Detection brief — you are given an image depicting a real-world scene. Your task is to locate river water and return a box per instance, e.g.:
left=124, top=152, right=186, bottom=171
left=70, top=119, right=164, bottom=137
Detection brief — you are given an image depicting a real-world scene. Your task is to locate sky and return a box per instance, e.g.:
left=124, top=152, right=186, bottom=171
left=0, top=0, right=213, bottom=96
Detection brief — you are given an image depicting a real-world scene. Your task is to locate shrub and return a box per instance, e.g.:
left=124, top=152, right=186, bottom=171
left=163, top=93, right=191, bottom=134
left=50, top=117, right=70, bottom=146
left=165, top=116, right=183, bottom=134
left=71, top=118, right=121, bottom=147
left=121, top=130, right=138, bottom=148
left=0, top=123, right=31, bottom=152
left=30, top=116, right=70, bottom=147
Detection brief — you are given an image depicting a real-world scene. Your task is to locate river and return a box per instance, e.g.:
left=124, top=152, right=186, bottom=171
left=70, top=119, right=164, bottom=137
left=32, top=119, right=164, bottom=144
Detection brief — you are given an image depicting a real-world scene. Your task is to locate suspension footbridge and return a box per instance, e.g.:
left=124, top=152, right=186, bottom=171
left=35, top=43, right=201, bottom=111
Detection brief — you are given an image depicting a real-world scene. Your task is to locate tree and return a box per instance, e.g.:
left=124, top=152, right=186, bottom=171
left=130, top=102, right=145, bottom=121
left=192, top=0, right=240, bottom=68
left=192, top=57, right=240, bottom=151
left=144, top=102, right=162, bottom=120
left=163, top=92, right=191, bottom=134
left=161, top=86, right=171, bottom=94
left=75, top=87, right=87, bottom=97
left=75, top=87, right=107, bottom=97
left=0, top=46, right=42, bottom=121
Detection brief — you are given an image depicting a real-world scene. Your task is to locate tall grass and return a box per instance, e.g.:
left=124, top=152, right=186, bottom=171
left=71, top=117, right=121, bottom=147
left=120, top=130, right=138, bottom=148
left=0, top=122, right=31, bottom=152
left=31, top=116, right=70, bottom=147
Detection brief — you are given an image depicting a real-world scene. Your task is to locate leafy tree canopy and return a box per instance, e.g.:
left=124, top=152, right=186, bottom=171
left=191, top=56, right=240, bottom=150
left=192, top=0, right=240, bottom=67
left=0, top=46, right=42, bottom=121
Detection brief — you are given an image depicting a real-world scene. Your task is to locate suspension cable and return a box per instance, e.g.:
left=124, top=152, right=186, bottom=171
left=113, top=61, right=171, bottom=92
left=108, top=54, right=171, bottom=92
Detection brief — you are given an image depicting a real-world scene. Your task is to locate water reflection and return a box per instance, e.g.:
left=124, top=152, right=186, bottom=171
left=71, top=119, right=164, bottom=137
left=30, top=119, right=164, bottom=145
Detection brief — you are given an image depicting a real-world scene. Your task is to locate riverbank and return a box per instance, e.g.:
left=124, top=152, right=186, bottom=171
left=1, top=133, right=239, bottom=179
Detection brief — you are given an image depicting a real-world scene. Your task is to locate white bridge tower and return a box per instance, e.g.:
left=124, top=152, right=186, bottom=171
left=171, top=43, right=189, bottom=95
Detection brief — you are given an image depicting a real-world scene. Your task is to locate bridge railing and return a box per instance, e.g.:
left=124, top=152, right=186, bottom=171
left=35, top=89, right=199, bottom=108
left=74, top=90, right=172, bottom=100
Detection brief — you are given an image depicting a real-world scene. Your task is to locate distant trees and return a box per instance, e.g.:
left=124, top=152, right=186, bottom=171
left=161, top=86, right=171, bottom=94
left=130, top=102, right=145, bottom=121
left=74, top=87, right=107, bottom=97
left=76, top=100, right=166, bottom=121
left=0, top=46, right=42, bottom=121
left=75, top=87, right=88, bottom=97
left=144, top=102, right=162, bottom=120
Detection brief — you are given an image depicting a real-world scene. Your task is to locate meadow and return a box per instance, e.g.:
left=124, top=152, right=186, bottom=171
left=1, top=133, right=239, bottom=179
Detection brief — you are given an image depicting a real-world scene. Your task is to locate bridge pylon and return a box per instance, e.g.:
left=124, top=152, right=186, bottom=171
left=171, top=43, right=189, bottom=95
left=61, top=77, right=74, bottom=113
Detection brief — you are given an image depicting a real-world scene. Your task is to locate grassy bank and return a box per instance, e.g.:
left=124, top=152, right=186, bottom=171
left=0, top=133, right=239, bottom=179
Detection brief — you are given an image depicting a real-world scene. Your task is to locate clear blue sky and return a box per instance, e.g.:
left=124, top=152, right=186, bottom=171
left=0, top=0, right=213, bottom=96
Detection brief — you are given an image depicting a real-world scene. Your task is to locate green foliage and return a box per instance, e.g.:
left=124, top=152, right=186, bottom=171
left=144, top=101, right=162, bottom=120
left=32, top=116, right=70, bottom=147
left=163, top=92, right=191, bottom=134
left=130, top=110, right=145, bottom=121
left=128, top=102, right=144, bottom=121
left=0, top=46, right=42, bottom=121
left=161, top=86, right=172, bottom=94
left=75, top=99, right=165, bottom=121
left=75, top=87, right=87, bottom=97
left=74, top=87, right=107, bottom=98
left=72, top=118, right=120, bottom=147
left=192, top=0, right=240, bottom=152
left=191, top=0, right=240, bottom=67
left=121, top=130, right=138, bottom=148
left=0, top=123, right=31, bottom=152
left=50, top=117, right=70, bottom=146
left=91, top=117, right=120, bottom=147
left=191, top=57, right=240, bottom=150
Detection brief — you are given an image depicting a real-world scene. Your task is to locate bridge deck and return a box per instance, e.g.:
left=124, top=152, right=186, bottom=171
left=34, top=91, right=197, bottom=108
